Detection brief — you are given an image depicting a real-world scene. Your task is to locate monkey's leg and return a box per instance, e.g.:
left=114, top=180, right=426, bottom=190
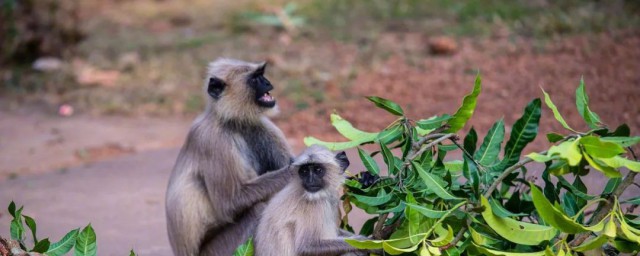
left=199, top=203, right=265, bottom=256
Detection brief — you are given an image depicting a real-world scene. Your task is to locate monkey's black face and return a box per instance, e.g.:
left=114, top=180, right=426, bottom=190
left=249, top=64, right=276, bottom=108
left=299, top=163, right=326, bottom=193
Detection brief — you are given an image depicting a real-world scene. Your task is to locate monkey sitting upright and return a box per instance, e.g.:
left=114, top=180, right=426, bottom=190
left=166, top=58, right=295, bottom=256
left=255, top=145, right=378, bottom=256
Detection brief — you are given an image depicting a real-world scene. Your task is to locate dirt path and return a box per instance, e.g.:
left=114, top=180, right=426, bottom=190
left=0, top=110, right=190, bottom=181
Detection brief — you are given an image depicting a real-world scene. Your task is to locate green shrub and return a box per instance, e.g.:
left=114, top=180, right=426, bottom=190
left=306, top=76, right=640, bottom=255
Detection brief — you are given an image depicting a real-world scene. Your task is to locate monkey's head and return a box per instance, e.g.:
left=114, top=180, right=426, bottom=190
left=292, top=145, right=350, bottom=201
left=205, top=58, right=278, bottom=121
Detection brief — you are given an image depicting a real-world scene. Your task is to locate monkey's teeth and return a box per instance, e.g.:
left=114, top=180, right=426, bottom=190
left=260, top=93, right=274, bottom=102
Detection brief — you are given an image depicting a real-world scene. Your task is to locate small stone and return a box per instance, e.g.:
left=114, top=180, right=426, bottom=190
left=59, top=104, right=74, bottom=117
left=428, top=37, right=458, bottom=55
left=32, top=57, right=63, bottom=72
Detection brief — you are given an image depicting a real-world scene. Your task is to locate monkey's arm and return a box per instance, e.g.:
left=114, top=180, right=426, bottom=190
left=233, top=165, right=293, bottom=209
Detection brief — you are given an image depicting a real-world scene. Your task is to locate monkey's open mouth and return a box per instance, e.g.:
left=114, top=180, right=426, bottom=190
left=257, top=91, right=276, bottom=107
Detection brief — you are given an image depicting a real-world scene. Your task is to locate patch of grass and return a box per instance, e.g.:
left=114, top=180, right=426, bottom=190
left=299, top=0, right=640, bottom=39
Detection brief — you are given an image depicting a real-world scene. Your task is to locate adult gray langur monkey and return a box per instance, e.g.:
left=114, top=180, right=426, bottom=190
left=255, top=145, right=380, bottom=256
left=166, top=58, right=294, bottom=256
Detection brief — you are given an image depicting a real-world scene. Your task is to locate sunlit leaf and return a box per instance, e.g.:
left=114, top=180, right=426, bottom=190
left=472, top=242, right=546, bottom=256
left=542, top=88, right=576, bottom=132
left=583, top=153, right=621, bottom=178
left=601, top=136, right=640, bottom=147
left=405, top=203, right=448, bottom=219
left=599, top=156, right=640, bottom=172
left=446, top=74, right=482, bottom=133
left=547, top=139, right=582, bottom=166
left=579, top=136, right=625, bottom=158
left=349, top=190, right=393, bottom=206
left=330, top=114, right=378, bottom=141
left=480, top=196, right=557, bottom=245
left=530, top=184, right=604, bottom=233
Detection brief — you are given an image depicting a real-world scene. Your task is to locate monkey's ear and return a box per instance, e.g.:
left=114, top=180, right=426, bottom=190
left=253, top=62, right=267, bottom=76
left=208, top=77, right=226, bottom=99
left=335, top=151, right=350, bottom=172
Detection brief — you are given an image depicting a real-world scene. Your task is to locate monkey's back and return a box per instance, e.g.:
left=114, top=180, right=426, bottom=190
left=166, top=114, right=292, bottom=256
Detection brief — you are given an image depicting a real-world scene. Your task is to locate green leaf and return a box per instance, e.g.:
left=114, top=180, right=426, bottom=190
left=23, top=215, right=38, bottom=243
left=472, top=242, right=547, bottom=256
left=129, top=249, right=137, bottom=256
left=623, top=197, right=640, bottom=205
left=480, top=196, right=557, bottom=245
left=599, top=156, right=640, bottom=172
left=377, top=124, right=403, bottom=145
left=367, top=96, right=404, bottom=116
left=303, top=114, right=381, bottom=150
left=541, top=88, right=576, bottom=132
left=571, top=234, right=608, bottom=252
left=31, top=238, right=50, bottom=253
left=546, top=133, right=564, bottom=143
left=463, top=155, right=480, bottom=195
left=405, top=203, right=448, bottom=218
left=603, top=177, right=621, bottom=194
left=601, top=136, right=640, bottom=147
left=380, top=143, right=396, bottom=174
left=474, top=119, right=505, bottom=166
left=530, top=184, right=604, bottom=233
left=232, top=237, right=254, bottom=256
left=47, top=229, right=79, bottom=256
left=548, top=139, right=582, bottom=166
left=8, top=201, right=16, bottom=218
left=10, top=207, right=24, bottom=241
left=446, top=74, right=482, bottom=133
left=330, top=114, right=378, bottom=142
left=526, top=152, right=554, bottom=163
left=303, top=137, right=364, bottom=151
left=464, top=127, right=478, bottom=155
left=417, top=115, right=452, bottom=130
left=412, top=161, right=460, bottom=200
left=583, top=153, right=621, bottom=178
left=491, top=99, right=542, bottom=171
left=428, top=224, right=454, bottom=247
left=357, top=148, right=380, bottom=175
left=579, top=136, right=625, bottom=158
left=489, top=198, right=528, bottom=217
left=349, top=190, right=393, bottom=206
left=556, top=176, right=596, bottom=200
left=576, top=78, right=601, bottom=129
left=75, top=224, right=97, bottom=256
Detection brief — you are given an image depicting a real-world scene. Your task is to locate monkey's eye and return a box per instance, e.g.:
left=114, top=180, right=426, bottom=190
left=314, top=167, right=324, bottom=175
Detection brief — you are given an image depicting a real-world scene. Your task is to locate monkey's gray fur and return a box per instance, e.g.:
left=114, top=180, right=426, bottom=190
left=255, top=145, right=376, bottom=256
left=166, top=58, right=293, bottom=256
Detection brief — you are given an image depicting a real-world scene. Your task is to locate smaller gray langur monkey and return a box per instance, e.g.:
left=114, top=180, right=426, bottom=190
left=255, top=145, right=379, bottom=256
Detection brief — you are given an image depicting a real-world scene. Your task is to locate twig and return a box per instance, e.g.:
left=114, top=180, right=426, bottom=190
left=407, top=134, right=457, bottom=160
left=372, top=213, right=389, bottom=239
left=483, top=151, right=547, bottom=198
left=441, top=219, right=470, bottom=250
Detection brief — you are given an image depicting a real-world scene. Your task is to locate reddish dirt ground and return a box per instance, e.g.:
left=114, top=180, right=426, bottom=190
left=279, top=30, right=640, bottom=153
